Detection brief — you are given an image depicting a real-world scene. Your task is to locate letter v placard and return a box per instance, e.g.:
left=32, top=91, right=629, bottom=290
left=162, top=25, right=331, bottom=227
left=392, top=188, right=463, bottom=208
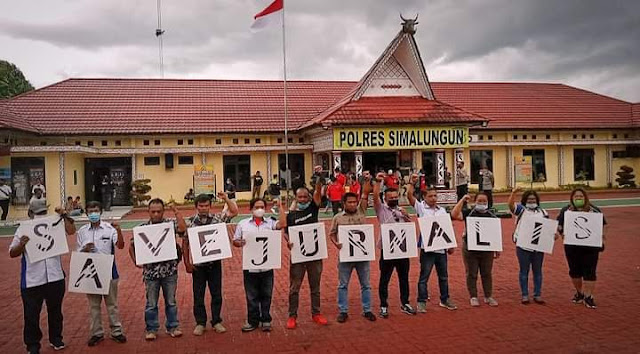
left=133, top=222, right=178, bottom=265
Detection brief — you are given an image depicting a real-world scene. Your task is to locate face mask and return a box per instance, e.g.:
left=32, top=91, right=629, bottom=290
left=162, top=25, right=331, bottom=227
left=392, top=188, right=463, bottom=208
left=387, top=200, right=399, bottom=208
left=252, top=208, right=265, bottom=218
left=298, top=202, right=310, bottom=210
left=475, top=204, right=488, bottom=212
left=525, top=203, right=538, bottom=210
left=88, top=212, right=101, bottom=223
left=573, top=199, right=585, bottom=208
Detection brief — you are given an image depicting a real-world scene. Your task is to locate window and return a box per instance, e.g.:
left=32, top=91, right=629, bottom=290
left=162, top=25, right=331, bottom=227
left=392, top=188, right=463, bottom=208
left=523, top=135, right=527, bottom=140
left=223, top=155, right=251, bottom=191
left=298, top=137, right=304, bottom=143
left=115, top=140, right=121, bottom=146
left=144, top=156, right=160, bottom=166
left=277, top=138, right=283, bottom=144
left=513, top=135, right=518, bottom=140
left=479, top=135, right=484, bottom=141
left=573, top=135, right=577, bottom=139
left=143, top=140, right=150, bottom=146
left=244, top=139, right=250, bottom=144
left=523, top=149, right=547, bottom=182
left=216, top=139, right=222, bottom=145
left=188, top=139, right=194, bottom=145
left=87, top=141, right=94, bottom=147
left=532, top=135, right=537, bottom=140
left=574, top=149, right=595, bottom=181
left=178, top=156, right=193, bottom=165
left=488, top=135, right=493, bottom=140
left=470, top=150, right=493, bottom=184
left=101, top=140, right=108, bottom=146
left=624, top=134, right=629, bottom=139
left=287, top=138, right=293, bottom=143
left=233, top=138, right=239, bottom=144
left=581, top=134, right=586, bottom=139
left=255, top=138, right=261, bottom=144
left=40, top=141, right=47, bottom=146
left=154, top=140, right=160, bottom=146
left=177, top=139, right=184, bottom=145
left=613, top=134, right=618, bottom=139
left=75, top=141, right=81, bottom=146
left=73, top=170, right=77, bottom=185
left=589, top=134, right=594, bottom=139
left=546, top=135, right=551, bottom=139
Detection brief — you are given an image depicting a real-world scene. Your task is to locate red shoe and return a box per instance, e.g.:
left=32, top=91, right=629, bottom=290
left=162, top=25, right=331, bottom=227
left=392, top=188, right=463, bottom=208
left=286, top=317, right=297, bottom=329
left=312, top=314, right=328, bottom=325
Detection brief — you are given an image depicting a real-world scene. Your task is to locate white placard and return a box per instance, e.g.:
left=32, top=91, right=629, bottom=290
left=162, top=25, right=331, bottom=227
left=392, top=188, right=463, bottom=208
left=68, top=252, right=114, bottom=295
left=19, top=215, right=69, bottom=264
left=338, top=224, right=376, bottom=262
left=242, top=230, right=282, bottom=270
left=133, top=222, right=178, bottom=265
left=563, top=211, right=603, bottom=248
left=188, top=223, right=232, bottom=265
left=516, top=216, right=558, bottom=254
left=418, top=214, right=458, bottom=252
left=380, top=222, right=418, bottom=260
left=466, top=217, right=503, bottom=252
left=289, top=222, right=328, bottom=264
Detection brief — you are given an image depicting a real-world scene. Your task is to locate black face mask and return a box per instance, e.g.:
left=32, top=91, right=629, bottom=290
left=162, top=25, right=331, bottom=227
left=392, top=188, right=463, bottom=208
left=387, top=200, right=399, bottom=208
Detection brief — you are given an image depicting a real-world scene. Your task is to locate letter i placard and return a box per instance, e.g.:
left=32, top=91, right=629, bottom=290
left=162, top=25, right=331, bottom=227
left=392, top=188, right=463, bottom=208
left=243, top=230, right=282, bottom=270
left=516, top=216, right=558, bottom=254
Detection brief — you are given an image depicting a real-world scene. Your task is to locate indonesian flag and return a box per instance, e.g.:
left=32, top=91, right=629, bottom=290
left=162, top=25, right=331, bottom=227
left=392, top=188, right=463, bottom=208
left=251, top=0, right=283, bottom=30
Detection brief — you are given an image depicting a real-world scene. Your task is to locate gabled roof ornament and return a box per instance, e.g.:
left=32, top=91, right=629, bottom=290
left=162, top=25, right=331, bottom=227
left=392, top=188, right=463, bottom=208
left=400, top=13, right=419, bottom=34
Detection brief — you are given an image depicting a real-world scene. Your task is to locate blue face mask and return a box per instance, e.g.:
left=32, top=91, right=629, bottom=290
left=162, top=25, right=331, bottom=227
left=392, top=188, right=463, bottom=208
left=298, top=202, right=310, bottom=210
left=88, top=212, right=101, bottom=223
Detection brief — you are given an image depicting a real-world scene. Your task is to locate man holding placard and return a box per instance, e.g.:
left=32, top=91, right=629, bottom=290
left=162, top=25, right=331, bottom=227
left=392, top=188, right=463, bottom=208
left=407, top=176, right=457, bottom=313
left=556, top=188, right=606, bottom=309
left=182, top=192, right=237, bottom=336
left=233, top=197, right=286, bottom=332
left=451, top=193, right=501, bottom=307
left=10, top=206, right=75, bottom=354
left=373, top=172, right=417, bottom=318
left=129, top=198, right=186, bottom=340
left=329, top=179, right=377, bottom=324
left=76, top=201, right=127, bottom=346
left=284, top=179, right=327, bottom=329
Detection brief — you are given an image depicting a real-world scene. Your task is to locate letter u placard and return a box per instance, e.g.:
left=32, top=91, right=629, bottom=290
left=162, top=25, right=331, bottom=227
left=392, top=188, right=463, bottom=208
left=465, top=217, right=503, bottom=252
left=243, top=230, right=282, bottom=270
left=68, top=252, right=114, bottom=295
left=338, top=224, right=375, bottom=262
left=19, top=215, right=69, bottom=264
left=563, top=211, right=603, bottom=248
left=133, top=222, right=178, bottom=265
left=289, top=222, right=328, bottom=264
left=380, top=222, right=418, bottom=260
left=187, top=223, right=232, bottom=265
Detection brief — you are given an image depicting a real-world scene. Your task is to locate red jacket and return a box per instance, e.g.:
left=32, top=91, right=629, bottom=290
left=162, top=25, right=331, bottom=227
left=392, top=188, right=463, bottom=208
left=327, top=183, right=344, bottom=202
left=384, top=175, right=400, bottom=189
left=336, top=173, right=347, bottom=186
left=350, top=181, right=361, bottom=198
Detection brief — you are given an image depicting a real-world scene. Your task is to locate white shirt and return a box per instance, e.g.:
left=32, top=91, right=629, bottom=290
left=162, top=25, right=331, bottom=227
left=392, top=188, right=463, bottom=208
left=513, top=204, right=548, bottom=252
left=76, top=221, right=118, bottom=254
left=32, top=184, right=46, bottom=194
left=414, top=200, right=448, bottom=254
left=234, top=217, right=279, bottom=273
left=10, top=229, right=65, bottom=290
left=0, top=185, right=11, bottom=200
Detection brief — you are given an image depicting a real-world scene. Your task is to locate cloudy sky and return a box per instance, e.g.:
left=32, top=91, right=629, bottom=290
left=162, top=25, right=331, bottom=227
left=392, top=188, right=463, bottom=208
left=1, top=0, right=638, bottom=101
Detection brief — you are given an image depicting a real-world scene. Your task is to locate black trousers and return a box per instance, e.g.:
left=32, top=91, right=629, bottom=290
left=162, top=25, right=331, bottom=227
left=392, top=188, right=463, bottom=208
left=243, top=270, right=274, bottom=326
left=21, top=279, right=65, bottom=351
left=456, top=184, right=468, bottom=201
left=485, top=190, right=494, bottom=208
left=378, top=256, right=410, bottom=307
left=0, top=199, right=9, bottom=220
left=192, top=261, right=223, bottom=326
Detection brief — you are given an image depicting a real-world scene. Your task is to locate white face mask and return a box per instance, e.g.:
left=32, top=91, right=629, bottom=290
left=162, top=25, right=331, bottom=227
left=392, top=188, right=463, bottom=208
left=252, top=208, right=265, bottom=218
left=474, top=204, right=488, bottom=212
left=525, top=203, right=538, bottom=210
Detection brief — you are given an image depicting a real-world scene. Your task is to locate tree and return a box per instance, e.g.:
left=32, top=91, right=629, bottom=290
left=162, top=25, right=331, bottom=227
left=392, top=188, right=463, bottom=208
left=615, top=165, right=636, bottom=188
left=131, top=179, right=152, bottom=207
left=0, top=60, right=34, bottom=99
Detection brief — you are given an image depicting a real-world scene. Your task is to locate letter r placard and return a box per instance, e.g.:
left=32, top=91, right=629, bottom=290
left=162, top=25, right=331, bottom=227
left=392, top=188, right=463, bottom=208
left=337, top=224, right=375, bottom=262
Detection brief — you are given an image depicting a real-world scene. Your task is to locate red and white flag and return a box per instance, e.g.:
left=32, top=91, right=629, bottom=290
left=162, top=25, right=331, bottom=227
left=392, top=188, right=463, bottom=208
left=251, top=0, right=283, bottom=30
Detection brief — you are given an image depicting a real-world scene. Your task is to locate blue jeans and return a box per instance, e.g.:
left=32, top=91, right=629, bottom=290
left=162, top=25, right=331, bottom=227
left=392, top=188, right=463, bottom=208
left=144, top=274, right=179, bottom=332
left=338, top=261, right=371, bottom=313
left=417, top=251, right=449, bottom=303
left=516, top=247, right=544, bottom=297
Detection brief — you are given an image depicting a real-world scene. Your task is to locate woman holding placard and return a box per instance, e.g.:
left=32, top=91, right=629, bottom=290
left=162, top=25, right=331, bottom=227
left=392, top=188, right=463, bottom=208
left=508, top=188, right=549, bottom=305
left=556, top=188, right=606, bottom=309
left=451, top=193, right=500, bottom=307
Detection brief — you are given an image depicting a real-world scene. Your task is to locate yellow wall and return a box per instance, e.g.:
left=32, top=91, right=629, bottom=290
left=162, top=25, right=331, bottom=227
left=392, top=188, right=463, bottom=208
left=136, top=154, right=196, bottom=203
left=512, top=145, right=560, bottom=189
left=64, top=153, right=85, bottom=201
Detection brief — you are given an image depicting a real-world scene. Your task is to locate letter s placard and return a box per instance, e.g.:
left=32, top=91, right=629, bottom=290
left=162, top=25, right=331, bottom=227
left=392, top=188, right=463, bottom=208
left=563, top=211, right=603, bottom=248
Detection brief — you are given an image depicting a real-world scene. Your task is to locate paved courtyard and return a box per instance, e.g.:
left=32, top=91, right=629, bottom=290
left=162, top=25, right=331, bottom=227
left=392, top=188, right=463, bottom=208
left=1, top=204, right=639, bottom=353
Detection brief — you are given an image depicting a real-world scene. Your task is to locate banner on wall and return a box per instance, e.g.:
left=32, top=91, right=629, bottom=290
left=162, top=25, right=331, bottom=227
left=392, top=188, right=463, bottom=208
left=194, top=165, right=215, bottom=195
left=333, top=126, right=469, bottom=151
left=515, top=156, right=533, bottom=183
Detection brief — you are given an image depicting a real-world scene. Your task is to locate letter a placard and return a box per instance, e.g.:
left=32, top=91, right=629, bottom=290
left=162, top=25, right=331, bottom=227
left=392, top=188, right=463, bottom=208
left=68, top=252, right=114, bottom=295
left=563, top=211, right=603, bottom=248
left=380, top=222, right=418, bottom=260
left=465, top=217, right=503, bottom=252
left=516, top=216, right=558, bottom=254
left=133, top=222, right=178, bottom=265
left=188, top=223, right=232, bottom=265
left=242, top=230, right=281, bottom=271
left=19, top=215, right=69, bottom=264
left=417, top=214, right=457, bottom=252
left=338, top=224, right=375, bottom=262
left=289, top=222, right=328, bottom=264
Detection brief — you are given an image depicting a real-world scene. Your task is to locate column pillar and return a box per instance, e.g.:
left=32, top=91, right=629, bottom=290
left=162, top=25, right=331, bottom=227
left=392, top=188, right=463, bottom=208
left=412, top=150, right=419, bottom=171
left=332, top=151, right=342, bottom=171
left=507, top=147, right=514, bottom=188
left=201, top=152, right=206, bottom=166
left=454, top=148, right=464, bottom=186
left=606, top=145, right=612, bottom=186
left=355, top=151, right=363, bottom=177
left=435, top=149, right=445, bottom=188
left=266, top=151, right=272, bottom=182
left=558, top=146, right=564, bottom=186
left=59, top=152, right=66, bottom=207
left=131, top=154, right=137, bottom=180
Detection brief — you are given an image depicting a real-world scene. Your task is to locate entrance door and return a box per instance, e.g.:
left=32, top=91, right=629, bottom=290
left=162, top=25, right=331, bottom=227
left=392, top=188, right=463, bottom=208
left=84, top=157, right=132, bottom=206
left=421, top=152, right=437, bottom=186
left=363, top=152, right=397, bottom=173
left=278, top=153, right=305, bottom=188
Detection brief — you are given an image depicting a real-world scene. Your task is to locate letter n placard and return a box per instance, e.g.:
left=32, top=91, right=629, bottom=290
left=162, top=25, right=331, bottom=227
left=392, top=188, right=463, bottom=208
left=68, top=252, right=114, bottom=295
left=133, top=222, right=178, bottom=265
left=380, top=222, right=418, bottom=260
left=465, top=217, right=502, bottom=252
left=563, top=211, right=603, bottom=248
left=289, top=222, right=328, bottom=264
left=187, top=223, right=232, bottom=265
left=243, top=230, right=282, bottom=270
left=338, top=224, right=375, bottom=262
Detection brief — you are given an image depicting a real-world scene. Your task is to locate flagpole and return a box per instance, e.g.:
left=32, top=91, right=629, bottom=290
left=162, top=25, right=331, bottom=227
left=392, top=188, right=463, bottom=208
left=282, top=0, right=290, bottom=206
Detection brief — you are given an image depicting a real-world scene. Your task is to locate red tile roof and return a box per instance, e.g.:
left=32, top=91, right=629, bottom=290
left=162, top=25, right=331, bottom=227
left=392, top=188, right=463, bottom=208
left=633, top=103, right=640, bottom=127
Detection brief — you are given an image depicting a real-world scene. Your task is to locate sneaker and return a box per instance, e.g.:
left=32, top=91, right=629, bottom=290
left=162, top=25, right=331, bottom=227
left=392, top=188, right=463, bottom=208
left=193, top=324, right=205, bottom=336
left=312, top=313, right=328, bottom=325
left=49, top=341, right=65, bottom=351
left=572, top=291, right=584, bottom=304
left=584, top=296, right=597, bottom=309
left=145, top=331, right=157, bottom=341
left=166, top=327, right=183, bottom=338
left=213, top=323, right=227, bottom=333
left=484, top=297, right=499, bottom=307
left=261, top=322, right=272, bottom=332
left=533, top=296, right=546, bottom=305
left=241, top=322, right=258, bottom=332
left=363, top=312, right=376, bottom=321
left=286, top=317, right=297, bottom=329
left=110, top=334, right=127, bottom=343
left=88, top=335, right=104, bottom=347
left=470, top=297, right=480, bottom=307
left=400, top=304, right=417, bottom=315
left=439, top=300, right=458, bottom=311
left=417, top=301, right=427, bottom=313
left=521, top=297, right=530, bottom=305
left=336, top=313, right=348, bottom=323
left=379, top=307, right=389, bottom=318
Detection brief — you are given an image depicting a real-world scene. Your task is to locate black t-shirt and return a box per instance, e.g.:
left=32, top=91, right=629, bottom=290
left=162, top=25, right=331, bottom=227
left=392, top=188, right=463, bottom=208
left=285, top=200, right=319, bottom=235
left=254, top=176, right=263, bottom=186
left=462, top=207, right=497, bottom=241
left=225, top=184, right=236, bottom=199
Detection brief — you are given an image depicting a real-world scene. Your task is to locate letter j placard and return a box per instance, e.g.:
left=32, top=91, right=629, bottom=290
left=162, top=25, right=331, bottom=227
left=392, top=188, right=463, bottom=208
left=242, top=230, right=282, bottom=270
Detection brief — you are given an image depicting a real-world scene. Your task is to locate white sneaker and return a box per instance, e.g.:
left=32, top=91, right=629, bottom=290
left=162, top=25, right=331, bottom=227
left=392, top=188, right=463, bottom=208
left=484, top=297, right=499, bottom=307
left=470, top=297, right=480, bottom=307
left=213, top=323, right=227, bottom=333
left=193, top=325, right=205, bottom=336
left=417, top=301, right=427, bottom=313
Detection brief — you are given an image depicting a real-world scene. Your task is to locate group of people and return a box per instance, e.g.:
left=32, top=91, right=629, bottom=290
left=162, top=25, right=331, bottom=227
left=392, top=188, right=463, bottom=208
left=10, top=171, right=606, bottom=354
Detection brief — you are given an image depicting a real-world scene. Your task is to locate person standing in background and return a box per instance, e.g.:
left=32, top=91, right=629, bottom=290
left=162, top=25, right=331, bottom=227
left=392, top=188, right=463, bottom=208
left=0, top=179, right=13, bottom=220
left=456, top=162, right=469, bottom=202
left=479, top=166, right=495, bottom=209
left=251, top=171, right=264, bottom=200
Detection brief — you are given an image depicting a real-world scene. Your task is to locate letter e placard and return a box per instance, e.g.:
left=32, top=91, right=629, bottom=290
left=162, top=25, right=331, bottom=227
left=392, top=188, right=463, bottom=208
left=188, top=223, right=232, bottom=264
